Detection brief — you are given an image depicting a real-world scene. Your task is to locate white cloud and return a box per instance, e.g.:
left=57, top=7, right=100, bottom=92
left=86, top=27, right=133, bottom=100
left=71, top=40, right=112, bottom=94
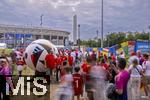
left=8, top=0, right=16, bottom=3
left=0, top=0, right=149, bottom=40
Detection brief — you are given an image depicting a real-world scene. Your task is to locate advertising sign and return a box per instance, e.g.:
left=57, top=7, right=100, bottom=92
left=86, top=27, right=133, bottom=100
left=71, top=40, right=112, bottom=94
left=135, top=41, right=150, bottom=54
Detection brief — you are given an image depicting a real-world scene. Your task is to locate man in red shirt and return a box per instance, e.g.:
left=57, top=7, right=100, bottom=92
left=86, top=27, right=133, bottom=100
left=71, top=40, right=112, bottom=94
left=110, top=53, right=116, bottom=62
left=55, top=54, right=62, bottom=82
left=72, top=67, right=84, bottom=100
left=81, top=60, right=89, bottom=73
left=61, top=53, right=67, bottom=63
left=45, top=50, right=56, bottom=82
left=68, top=53, right=73, bottom=73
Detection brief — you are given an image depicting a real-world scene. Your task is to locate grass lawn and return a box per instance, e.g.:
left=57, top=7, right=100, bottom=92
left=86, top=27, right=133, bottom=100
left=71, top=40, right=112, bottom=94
left=12, top=64, right=35, bottom=75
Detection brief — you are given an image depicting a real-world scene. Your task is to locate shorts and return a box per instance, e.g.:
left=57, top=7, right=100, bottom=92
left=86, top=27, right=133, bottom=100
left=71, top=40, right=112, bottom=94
left=143, top=76, right=150, bottom=85
left=74, top=89, right=83, bottom=96
left=85, top=82, right=94, bottom=92
left=55, top=86, right=73, bottom=100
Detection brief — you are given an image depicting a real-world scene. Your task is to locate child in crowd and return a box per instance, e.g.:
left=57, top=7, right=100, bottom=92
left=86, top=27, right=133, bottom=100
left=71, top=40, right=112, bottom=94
left=55, top=66, right=73, bottom=100
left=72, top=67, right=84, bottom=100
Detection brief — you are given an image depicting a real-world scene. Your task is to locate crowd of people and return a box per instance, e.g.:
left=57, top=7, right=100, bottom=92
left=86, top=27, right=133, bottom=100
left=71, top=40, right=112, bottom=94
left=0, top=48, right=150, bottom=100
left=48, top=49, right=150, bottom=100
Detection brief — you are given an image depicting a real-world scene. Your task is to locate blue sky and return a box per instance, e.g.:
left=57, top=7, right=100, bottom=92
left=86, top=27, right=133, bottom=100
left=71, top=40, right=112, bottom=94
left=0, top=0, right=149, bottom=40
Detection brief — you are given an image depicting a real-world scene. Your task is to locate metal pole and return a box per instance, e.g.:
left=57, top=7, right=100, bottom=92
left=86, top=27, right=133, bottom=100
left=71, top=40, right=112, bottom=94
left=40, top=14, right=43, bottom=35
left=107, top=32, right=109, bottom=47
left=78, top=24, right=80, bottom=50
left=97, top=30, right=99, bottom=40
left=4, top=33, right=6, bottom=43
left=149, top=25, right=150, bottom=41
left=96, top=30, right=99, bottom=47
left=101, top=0, right=104, bottom=48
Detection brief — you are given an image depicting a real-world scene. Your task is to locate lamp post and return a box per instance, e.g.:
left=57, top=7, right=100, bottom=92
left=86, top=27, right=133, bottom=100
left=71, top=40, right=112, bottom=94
left=96, top=30, right=99, bottom=40
left=78, top=24, right=80, bottom=50
left=40, top=14, right=44, bottom=35
left=148, top=25, right=150, bottom=41
left=101, top=0, right=104, bottom=48
left=107, top=32, right=109, bottom=47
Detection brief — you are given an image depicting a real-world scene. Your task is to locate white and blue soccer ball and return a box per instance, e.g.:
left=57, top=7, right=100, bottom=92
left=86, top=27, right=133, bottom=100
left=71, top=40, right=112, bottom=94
left=24, top=39, right=58, bottom=72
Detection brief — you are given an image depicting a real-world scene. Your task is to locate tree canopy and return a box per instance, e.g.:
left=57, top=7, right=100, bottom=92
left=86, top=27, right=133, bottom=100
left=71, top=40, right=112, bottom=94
left=80, top=32, right=149, bottom=47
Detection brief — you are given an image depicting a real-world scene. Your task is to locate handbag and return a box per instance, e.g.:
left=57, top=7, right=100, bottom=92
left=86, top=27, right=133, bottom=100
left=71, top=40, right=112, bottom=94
left=106, top=83, right=119, bottom=100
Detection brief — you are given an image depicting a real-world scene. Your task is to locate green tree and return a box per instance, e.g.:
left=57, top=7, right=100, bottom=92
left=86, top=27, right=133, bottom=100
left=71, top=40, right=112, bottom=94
left=135, top=33, right=149, bottom=40
left=80, top=32, right=149, bottom=47
left=127, top=34, right=135, bottom=41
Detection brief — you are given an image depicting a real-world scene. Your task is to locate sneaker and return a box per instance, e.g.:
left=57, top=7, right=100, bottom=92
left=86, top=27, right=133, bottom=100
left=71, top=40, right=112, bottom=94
left=141, top=96, right=149, bottom=99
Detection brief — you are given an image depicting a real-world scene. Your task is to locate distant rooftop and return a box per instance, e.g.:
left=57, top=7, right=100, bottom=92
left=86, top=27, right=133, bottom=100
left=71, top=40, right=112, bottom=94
left=0, top=24, right=70, bottom=35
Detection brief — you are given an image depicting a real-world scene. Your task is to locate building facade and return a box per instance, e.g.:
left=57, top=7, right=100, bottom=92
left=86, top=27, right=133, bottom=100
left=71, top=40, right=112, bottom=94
left=0, top=25, right=70, bottom=49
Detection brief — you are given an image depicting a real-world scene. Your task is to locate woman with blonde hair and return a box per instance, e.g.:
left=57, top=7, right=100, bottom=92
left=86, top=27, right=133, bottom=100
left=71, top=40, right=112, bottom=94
left=128, top=57, right=143, bottom=100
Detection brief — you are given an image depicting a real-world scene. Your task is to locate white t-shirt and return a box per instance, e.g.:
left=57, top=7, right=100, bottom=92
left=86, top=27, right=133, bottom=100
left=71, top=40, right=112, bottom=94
left=142, top=60, right=150, bottom=76
left=128, top=65, right=143, bottom=77
left=57, top=74, right=73, bottom=96
left=78, top=51, right=82, bottom=58
left=71, top=52, right=76, bottom=62
left=91, top=65, right=106, bottom=80
left=60, top=74, right=73, bottom=89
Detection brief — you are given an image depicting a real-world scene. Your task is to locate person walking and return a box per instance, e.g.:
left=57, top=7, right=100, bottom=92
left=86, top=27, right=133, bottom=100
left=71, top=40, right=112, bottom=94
left=72, top=67, right=84, bottom=100
left=115, top=58, right=130, bottom=100
left=128, top=57, right=143, bottom=100
left=55, top=67, right=73, bottom=100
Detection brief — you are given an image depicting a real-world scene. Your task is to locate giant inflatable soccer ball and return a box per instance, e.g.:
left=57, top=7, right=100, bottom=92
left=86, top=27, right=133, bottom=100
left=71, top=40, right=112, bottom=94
left=24, top=39, right=59, bottom=72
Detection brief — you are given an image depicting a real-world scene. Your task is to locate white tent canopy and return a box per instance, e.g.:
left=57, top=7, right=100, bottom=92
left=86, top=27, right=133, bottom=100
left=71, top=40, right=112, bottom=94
left=0, top=43, right=7, bottom=49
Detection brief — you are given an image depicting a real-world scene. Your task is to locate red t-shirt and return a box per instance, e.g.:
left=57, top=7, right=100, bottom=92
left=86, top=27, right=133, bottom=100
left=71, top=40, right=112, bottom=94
left=73, top=73, right=84, bottom=95
left=61, top=55, right=67, bottom=63
left=111, top=55, right=116, bottom=61
left=55, top=57, right=62, bottom=66
left=45, top=54, right=56, bottom=69
left=81, top=63, right=89, bottom=73
left=81, top=63, right=91, bottom=81
left=68, top=56, right=73, bottom=66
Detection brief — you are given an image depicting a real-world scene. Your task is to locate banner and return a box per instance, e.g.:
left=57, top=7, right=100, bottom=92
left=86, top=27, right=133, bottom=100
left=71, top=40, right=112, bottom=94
left=98, top=48, right=103, bottom=51
left=86, top=47, right=92, bottom=52
left=109, top=44, right=119, bottom=55
left=121, top=42, right=128, bottom=56
left=93, top=48, right=98, bottom=52
left=102, top=48, right=109, bottom=56
left=116, top=48, right=124, bottom=55
left=135, top=41, right=150, bottom=54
